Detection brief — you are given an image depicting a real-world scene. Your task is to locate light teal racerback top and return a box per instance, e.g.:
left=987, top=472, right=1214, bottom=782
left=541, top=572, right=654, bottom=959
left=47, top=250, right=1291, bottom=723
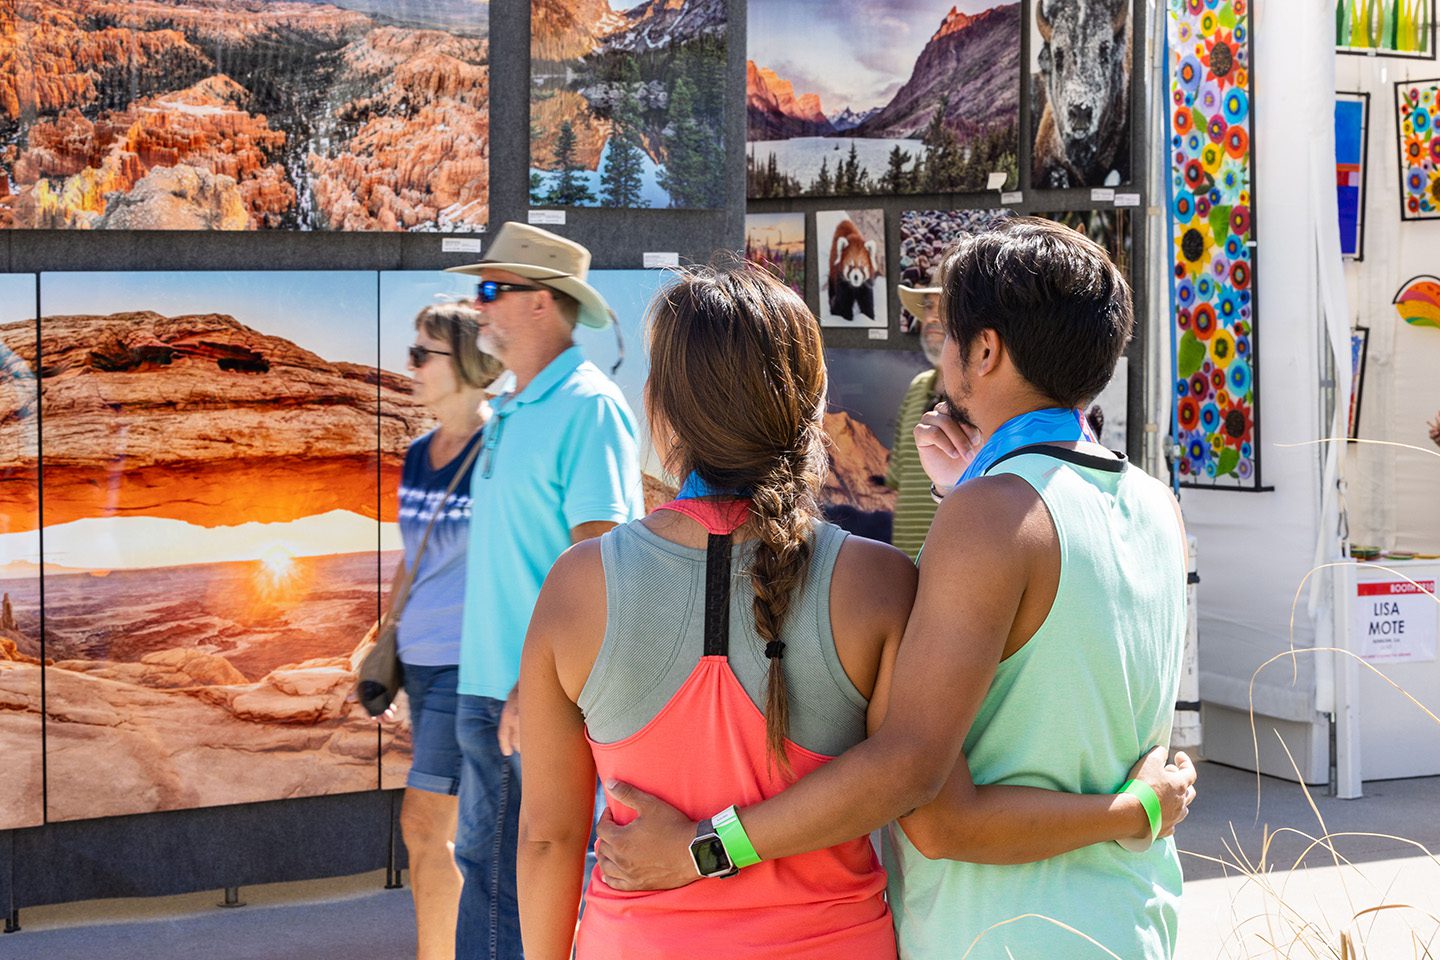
left=885, top=447, right=1187, bottom=960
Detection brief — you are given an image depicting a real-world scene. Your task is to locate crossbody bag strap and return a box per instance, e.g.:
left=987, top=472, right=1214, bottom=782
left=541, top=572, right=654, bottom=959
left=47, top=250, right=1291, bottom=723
left=384, top=431, right=485, bottom=628
left=702, top=533, right=733, bottom=658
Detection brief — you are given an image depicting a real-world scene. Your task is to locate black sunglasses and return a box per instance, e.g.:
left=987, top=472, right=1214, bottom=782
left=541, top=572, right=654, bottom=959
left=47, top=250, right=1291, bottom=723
left=408, top=344, right=453, bottom=367
left=475, top=281, right=542, bottom=304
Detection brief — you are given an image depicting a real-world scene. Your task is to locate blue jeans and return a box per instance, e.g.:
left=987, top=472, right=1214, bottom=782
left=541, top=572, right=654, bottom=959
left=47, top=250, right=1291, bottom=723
left=401, top=663, right=462, bottom=795
left=455, top=694, right=522, bottom=960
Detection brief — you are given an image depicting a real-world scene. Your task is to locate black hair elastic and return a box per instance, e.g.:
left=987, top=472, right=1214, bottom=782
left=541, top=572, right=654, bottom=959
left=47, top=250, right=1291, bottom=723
left=765, top=641, right=786, bottom=659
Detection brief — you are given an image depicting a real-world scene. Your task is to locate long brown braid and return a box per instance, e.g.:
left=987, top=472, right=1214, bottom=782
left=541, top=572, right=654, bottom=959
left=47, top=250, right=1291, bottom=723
left=645, top=260, right=827, bottom=776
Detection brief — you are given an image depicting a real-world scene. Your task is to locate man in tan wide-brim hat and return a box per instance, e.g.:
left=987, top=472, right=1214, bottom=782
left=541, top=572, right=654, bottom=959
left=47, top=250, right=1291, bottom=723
left=442, top=221, right=643, bottom=959
left=887, top=283, right=947, bottom=559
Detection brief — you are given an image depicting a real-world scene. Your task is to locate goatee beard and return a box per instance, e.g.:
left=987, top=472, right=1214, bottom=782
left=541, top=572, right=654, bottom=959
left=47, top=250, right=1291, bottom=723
left=943, top=394, right=977, bottom=431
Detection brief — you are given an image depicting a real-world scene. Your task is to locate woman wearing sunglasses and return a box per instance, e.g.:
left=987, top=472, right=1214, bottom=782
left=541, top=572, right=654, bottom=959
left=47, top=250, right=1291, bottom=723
left=391, top=302, right=503, bottom=960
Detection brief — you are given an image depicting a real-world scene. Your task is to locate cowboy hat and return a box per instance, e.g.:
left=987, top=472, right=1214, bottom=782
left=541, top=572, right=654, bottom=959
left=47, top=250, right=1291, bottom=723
left=446, top=222, right=615, bottom=329
left=897, top=284, right=940, bottom=319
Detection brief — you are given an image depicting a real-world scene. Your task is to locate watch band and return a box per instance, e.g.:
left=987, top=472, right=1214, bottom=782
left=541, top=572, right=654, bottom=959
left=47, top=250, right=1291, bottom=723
left=712, top=805, right=761, bottom=869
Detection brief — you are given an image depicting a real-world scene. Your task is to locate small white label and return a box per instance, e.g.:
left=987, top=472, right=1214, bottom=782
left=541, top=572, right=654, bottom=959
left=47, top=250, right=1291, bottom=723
left=1113, top=193, right=1142, bottom=207
left=643, top=252, right=680, bottom=268
left=987, top=171, right=1008, bottom=190
left=528, top=210, right=566, bottom=225
left=868, top=328, right=889, bottom=340
left=442, top=237, right=483, bottom=253
left=1091, top=188, right=1116, bottom=202
left=1001, top=191, right=1024, bottom=205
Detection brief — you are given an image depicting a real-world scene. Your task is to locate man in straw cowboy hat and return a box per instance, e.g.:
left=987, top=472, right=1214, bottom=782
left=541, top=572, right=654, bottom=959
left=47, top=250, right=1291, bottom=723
left=887, top=282, right=947, bottom=560
left=445, top=222, right=644, bottom=959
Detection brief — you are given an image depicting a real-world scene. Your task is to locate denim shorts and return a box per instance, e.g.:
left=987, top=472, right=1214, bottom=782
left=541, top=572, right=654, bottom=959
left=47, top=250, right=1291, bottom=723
left=401, top=662, right=463, bottom=795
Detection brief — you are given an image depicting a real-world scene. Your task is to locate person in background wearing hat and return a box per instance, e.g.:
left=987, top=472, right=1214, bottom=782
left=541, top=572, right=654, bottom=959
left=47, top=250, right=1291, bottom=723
left=886, top=283, right=947, bottom=560
left=445, top=223, right=645, bottom=960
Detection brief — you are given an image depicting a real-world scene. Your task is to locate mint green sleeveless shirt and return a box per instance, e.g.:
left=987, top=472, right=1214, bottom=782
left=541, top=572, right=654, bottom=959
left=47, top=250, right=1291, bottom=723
left=885, top=448, right=1187, bottom=960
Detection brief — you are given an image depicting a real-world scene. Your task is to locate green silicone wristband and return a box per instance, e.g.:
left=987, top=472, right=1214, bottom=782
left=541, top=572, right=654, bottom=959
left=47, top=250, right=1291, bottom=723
left=711, top=805, right=761, bottom=869
left=1119, top=779, right=1162, bottom=843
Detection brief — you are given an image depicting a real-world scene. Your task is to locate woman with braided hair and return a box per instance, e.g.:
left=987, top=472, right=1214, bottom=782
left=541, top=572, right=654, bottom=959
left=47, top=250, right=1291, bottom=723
left=516, top=261, right=909, bottom=959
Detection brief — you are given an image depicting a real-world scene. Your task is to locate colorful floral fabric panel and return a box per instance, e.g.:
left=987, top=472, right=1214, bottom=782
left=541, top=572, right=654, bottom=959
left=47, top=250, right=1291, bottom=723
left=1167, top=0, right=1259, bottom=487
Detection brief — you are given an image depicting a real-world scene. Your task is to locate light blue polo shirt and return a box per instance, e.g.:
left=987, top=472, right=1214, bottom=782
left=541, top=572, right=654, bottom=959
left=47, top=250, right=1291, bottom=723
left=458, top=345, right=644, bottom=700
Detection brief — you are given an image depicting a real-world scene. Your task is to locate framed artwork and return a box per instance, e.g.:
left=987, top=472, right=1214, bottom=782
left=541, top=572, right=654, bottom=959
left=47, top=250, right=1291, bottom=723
left=36, top=271, right=385, bottom=821
left=529, top=0, right=727, bottom=208
left=745, top=213, right=806, bottom=296
left=0, top=274, right=43, bottom=830
left=898, top=209, right=1011, bottom=331
left=1397, top=79, right=1440, bottom=220
left=1166, top=0, right=1262, bottom=488
left=1337, top=0, right=1435, bottom=59
left=1336, top=92, right=1369, bottom=259
left=816, top=209, right=888, bottom=329
left=1, top=0, right=490, bottom=231
left=747, top=0, right=1020, bottom=198
left=1349, top=326, right=1370, bottom=439
left=1029, top=0, right=1134, bottom=188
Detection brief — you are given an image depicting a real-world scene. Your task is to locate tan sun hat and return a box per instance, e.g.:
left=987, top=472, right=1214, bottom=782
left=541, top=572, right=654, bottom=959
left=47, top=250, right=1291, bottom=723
left=446, top=222, right=615, bottom=329
left=897, top=284, right=940, bottom=319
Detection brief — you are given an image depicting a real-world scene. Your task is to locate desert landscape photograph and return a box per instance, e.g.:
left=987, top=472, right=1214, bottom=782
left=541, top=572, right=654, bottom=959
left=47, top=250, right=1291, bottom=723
left=0, top=269, right=435, bottom=821
left=529, top=0, right=727, bottom=208
left=1, top=0, right=490, bottom=231
left=0, top=273, right=43, bottom=830
left=747, top=0, right=1020, bottom=198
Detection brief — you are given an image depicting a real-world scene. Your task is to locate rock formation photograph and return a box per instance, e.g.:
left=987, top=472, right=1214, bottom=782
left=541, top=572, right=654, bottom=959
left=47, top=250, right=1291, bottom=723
left=821, top=348, right=936, bottom=544
left=746, top=0, right=1021, bottom=198
left=0, top=269, right=439, bottom=821
left=529, top=0, right=727, bottom=209
left=0, top=274, right=43, bottom=831
left=0, top=0, right=490, bottom=231
left=1029, top=0, right=1133, bottom=189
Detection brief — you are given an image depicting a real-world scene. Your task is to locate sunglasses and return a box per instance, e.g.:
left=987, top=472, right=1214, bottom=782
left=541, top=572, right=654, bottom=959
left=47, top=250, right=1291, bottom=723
left=408, top=344, right=452, bottom=367
left=474, top=281, right=542, bottom=304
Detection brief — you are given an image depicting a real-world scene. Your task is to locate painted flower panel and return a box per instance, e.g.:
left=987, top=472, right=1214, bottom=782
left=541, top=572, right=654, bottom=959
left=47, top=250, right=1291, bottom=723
left=1396, top=80, right=1440, bottom=221
left=1168, top=0, right=1258, bottom=486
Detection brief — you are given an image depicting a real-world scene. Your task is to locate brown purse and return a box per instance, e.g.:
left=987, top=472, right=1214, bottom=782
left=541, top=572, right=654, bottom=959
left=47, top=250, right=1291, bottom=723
left=356, top=433, right=485, bottom=717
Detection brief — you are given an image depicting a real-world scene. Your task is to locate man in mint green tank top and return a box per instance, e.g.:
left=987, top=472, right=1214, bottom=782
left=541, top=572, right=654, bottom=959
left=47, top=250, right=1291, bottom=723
left=596, top=218, right=1197, bottom=960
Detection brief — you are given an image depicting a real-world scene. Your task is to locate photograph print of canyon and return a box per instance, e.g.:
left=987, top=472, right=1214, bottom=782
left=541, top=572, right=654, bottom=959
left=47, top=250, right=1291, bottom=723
left=1029, top=0, right=1133, bottom=188
left=747, top=0, right=1020, bottom=198
left=1, top=0, right=490, bottom=231
left=529, top=0, right=727, bottom=209
left=0, top=270, right=440, bottom=822
left=0, top=273, right=43, bottom=830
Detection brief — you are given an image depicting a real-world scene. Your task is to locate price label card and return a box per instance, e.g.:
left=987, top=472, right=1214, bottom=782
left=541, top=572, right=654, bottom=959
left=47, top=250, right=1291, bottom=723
left=442, top=238, right=483, bottom=253
left=528, top=210, right=566, bottom=225
left=1001, top=191, right=1024, bottom=205
left=1091, top=188, right=1116, bottom=202
left=1113, top=193, right=1141, bottom=207
left=868, top=328, right=889, bottom=340
left=643, top=252, right=679, bottom=268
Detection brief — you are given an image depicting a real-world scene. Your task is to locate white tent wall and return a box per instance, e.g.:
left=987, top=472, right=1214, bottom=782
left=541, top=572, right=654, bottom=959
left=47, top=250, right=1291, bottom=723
left=1183, top=0, right=1340, bottom=784
left=1337, top=57, right=1440, bottom=554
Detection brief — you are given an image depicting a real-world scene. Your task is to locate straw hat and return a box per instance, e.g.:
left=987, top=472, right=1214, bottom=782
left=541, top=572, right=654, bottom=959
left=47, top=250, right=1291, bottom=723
left=897, top=284, right=940, bottom=319
left=446, top=222, right=615, bottom=329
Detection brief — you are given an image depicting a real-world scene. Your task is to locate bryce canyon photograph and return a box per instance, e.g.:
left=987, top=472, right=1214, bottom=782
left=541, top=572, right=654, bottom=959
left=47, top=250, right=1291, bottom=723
left=747, top=0, right=1020, bottom=197
left=0, top=0, right=490, bottom=231
left=530, top=0, right=726, bottom=208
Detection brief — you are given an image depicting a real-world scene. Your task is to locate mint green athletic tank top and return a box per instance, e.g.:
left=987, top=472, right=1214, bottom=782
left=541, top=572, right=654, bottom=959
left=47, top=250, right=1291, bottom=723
left=885, top=448, right=1187, bottom=960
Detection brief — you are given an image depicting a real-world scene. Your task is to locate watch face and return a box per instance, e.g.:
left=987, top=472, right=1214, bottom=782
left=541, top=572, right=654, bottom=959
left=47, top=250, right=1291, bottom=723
left=691, top=835, right=733, bottom=877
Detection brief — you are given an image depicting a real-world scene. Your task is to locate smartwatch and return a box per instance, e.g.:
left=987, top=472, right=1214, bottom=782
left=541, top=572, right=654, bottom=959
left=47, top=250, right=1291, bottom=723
left=688, top=818, right=739, bottom=879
